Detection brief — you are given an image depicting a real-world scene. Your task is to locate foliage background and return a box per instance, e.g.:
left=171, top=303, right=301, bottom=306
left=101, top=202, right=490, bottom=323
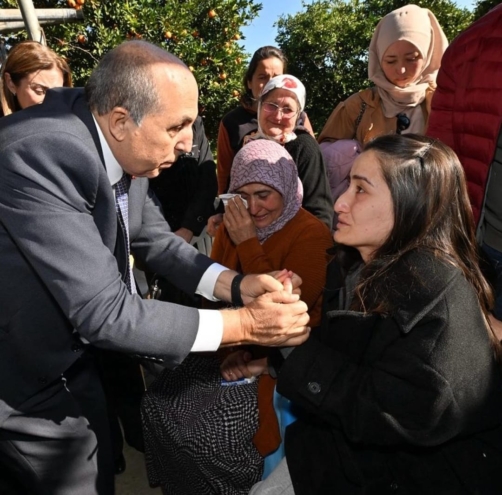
left=0, top=0, right=500, bottom=141
left=0, top=0, right=262, bottom=144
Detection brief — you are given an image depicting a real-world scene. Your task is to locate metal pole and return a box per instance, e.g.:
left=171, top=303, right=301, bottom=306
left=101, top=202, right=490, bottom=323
left=16, top=0, right=45, bottom=45
left=0, top=9, right=84, bottom=35
left=0, top=9, right=84, bottom=22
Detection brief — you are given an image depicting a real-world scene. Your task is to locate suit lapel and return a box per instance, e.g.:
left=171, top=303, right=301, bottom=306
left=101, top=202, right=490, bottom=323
left=67, top=90, right=127, bottom=271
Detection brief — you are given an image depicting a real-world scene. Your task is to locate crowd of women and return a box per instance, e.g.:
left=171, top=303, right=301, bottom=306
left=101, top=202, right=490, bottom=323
left=2, top=3, right=502, bottom=494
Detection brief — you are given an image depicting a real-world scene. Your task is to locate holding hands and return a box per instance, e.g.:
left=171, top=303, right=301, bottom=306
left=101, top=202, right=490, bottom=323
left=218, top=270, right=310, bottom=348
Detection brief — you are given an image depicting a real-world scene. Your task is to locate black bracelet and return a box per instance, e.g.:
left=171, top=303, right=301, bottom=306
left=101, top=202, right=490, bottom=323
left=231, top=274, right=245, bottom=307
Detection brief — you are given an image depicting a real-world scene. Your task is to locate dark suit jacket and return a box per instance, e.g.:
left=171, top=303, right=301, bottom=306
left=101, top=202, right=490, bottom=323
left=278, top=250, right=502, bottom=494
left=149, top=115, right=217, bottom=236
left=0, top=88, right=215, bottom=425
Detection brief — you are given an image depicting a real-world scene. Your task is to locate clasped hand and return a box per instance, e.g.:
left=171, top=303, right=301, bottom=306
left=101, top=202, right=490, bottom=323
left=235, top=270, right=310, bottom=348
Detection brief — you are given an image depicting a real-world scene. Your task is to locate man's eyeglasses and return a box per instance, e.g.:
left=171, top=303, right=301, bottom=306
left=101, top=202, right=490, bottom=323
left=396, top=113, right=410, bottom=134
left=262, top=101, right=298, bottom=119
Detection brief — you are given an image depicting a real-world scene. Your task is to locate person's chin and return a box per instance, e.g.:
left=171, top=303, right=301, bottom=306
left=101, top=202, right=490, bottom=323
left=333, top=230, right=347, bottom=244
left=263, top=127, right=284, bottom=138
left=253, top=217, right=270, bottom=228
left=394, top=79, right=412, bottom=88
left=140, top=169, right=162, bottom=179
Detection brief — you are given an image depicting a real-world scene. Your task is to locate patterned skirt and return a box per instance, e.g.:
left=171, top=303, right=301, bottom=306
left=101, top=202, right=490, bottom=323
left=141, top=354, right=263, bottom=494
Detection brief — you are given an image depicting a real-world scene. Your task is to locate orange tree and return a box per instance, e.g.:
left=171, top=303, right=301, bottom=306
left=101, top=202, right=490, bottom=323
left=0, top=0, right=261, bottom=145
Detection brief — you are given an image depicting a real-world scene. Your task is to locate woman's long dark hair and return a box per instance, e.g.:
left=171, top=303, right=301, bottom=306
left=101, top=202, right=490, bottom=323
left=241, top=46, right=287, bottom=108
left=337, top=134, right=499, bottom=356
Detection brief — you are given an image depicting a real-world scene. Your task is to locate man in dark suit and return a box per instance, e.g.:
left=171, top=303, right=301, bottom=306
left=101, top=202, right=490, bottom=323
left=0, top=40, right=310, bottom=495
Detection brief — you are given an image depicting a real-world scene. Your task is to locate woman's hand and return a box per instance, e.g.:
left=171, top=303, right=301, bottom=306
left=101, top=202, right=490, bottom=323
left=207, top=214, right=223, bottom=237
left=223, top=196, right=256, bottom=245
left=174, top=227, right=193, bottom=243
left=220, top=350, right=268, bottom=380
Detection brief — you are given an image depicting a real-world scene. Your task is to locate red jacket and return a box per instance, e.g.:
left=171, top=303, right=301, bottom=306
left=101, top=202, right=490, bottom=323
left=427, top=4, right=502, bottom=224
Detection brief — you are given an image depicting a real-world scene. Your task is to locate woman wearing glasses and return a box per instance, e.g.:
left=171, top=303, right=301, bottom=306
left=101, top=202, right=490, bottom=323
left=247, top=75, right=333, bottom=227
left=0, top=41, right=72, bottom=117
left=210, top=74, right=333, bottom=234
left=318, top=4, right=448, bottom=145
left=216, top=46, right=315, bottom=197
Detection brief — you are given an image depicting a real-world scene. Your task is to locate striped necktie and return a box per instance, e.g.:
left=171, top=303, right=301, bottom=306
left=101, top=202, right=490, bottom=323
left=115, top=174, right=136, bottom=294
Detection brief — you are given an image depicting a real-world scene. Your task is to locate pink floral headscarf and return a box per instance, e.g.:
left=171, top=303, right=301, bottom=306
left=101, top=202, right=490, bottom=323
left=229, top=139, right=303, bottom=243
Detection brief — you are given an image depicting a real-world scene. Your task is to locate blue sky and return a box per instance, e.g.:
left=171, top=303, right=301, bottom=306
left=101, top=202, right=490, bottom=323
left=240, top=0, right=476, bottom=56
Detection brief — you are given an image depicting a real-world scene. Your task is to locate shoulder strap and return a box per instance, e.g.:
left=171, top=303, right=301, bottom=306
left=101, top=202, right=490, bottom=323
left=353, top=100, right=367, bottom=138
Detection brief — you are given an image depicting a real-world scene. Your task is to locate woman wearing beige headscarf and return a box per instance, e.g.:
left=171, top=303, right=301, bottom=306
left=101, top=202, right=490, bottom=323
left=318, top=4, right=448, bottom=145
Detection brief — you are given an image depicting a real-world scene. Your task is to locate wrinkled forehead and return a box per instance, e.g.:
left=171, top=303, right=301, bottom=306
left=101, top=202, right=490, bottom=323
left=153, top=63, right=198, bottom=109
left=262, top=88, right=299, bottom=106
left=230, top=141, right=298, bottom=194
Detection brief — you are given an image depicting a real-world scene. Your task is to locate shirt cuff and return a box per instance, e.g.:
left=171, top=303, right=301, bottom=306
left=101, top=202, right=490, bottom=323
left=195, top=262, right=227, bottom=301
left=191, top=309, right=224, bottom=352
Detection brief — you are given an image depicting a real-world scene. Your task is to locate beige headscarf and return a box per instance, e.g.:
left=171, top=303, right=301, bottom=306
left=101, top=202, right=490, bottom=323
left=368, top=4, right=448, bottom=133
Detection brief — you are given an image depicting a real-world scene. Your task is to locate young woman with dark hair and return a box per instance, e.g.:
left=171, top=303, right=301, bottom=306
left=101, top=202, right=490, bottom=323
left=240, top=134, right=502, bottom=494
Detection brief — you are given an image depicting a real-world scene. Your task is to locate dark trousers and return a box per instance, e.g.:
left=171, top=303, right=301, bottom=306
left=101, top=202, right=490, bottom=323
left=95, top=349, right=145, bottom=460
left=0, top=354, right=115, bottom=495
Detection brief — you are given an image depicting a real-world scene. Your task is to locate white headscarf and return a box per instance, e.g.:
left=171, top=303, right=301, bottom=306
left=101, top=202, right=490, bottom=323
left=251, top=75, right=306, bottom=145
left=368, top=4, right=448, bottom=132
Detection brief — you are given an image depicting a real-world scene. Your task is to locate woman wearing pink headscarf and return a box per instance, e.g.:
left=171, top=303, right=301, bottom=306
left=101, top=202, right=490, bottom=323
left=141, top=140, right=332, bottom=494
left=318, top=4, right=448, bottom=145
left=216, top=139, right=333, bottom=480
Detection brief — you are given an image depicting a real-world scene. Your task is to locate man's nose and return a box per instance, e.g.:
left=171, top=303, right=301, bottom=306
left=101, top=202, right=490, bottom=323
left=176, top=127, right=193, bottom=153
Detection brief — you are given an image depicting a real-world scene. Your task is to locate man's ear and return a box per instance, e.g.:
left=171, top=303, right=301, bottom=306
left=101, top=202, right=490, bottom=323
left=108, top=107, right=131, bottom=142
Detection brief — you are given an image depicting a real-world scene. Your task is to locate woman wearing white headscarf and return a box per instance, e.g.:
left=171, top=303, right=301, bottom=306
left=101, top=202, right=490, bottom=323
left=318, top=4, right=448, bottom=145
left=245, top=74, right=333, bottom=228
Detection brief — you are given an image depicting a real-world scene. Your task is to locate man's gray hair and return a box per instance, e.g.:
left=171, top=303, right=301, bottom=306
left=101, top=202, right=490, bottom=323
left=85, top=41, right=186, bottom=125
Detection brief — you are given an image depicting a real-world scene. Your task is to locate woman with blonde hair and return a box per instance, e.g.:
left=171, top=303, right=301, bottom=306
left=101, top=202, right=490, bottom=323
left=1, top=41, right=72, bottom=116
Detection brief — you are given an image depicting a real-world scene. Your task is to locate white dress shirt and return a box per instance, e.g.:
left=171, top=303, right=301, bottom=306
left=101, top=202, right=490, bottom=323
left=93, top=116, right=225, bottom=351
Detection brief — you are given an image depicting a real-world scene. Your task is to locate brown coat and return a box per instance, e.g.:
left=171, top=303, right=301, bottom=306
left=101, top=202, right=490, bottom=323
left=318, top=87, right=434, bottom=145
left=211, top=208, right=333, bottom=455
